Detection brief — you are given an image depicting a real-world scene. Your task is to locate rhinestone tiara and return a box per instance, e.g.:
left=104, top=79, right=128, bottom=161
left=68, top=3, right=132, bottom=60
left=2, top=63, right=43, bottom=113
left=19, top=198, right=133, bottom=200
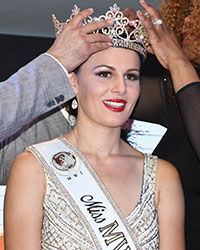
left=52, top=4, right=150, bottom=61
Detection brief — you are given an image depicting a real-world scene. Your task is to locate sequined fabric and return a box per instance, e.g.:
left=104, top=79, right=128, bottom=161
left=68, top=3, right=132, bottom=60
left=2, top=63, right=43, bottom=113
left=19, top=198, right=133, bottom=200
left=29, top=147, right=159, bottom=249
left=126, top=154, right=159, bottom=249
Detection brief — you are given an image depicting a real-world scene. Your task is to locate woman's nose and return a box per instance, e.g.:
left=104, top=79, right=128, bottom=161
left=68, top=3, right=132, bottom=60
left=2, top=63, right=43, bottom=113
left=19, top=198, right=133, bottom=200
left=184, top=15, right=191, bottom=24
left=182, top=15, right=191, bottom=33
left=111, top=77, right=126, bottom=95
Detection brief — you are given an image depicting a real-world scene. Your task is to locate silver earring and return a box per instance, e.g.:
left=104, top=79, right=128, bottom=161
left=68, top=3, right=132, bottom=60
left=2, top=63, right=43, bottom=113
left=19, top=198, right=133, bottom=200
left=69, top=115, right=77, bottom=127
left=72, top=99, right=78, bottom=109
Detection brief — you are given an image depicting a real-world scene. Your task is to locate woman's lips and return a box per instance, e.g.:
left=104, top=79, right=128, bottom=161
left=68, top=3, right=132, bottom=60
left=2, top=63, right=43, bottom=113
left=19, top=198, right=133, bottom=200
left=182, top=38, right=198, bottom=44
left=103, top=99, right=127, bottom=112
left=182, top=32, right=199, bottom=44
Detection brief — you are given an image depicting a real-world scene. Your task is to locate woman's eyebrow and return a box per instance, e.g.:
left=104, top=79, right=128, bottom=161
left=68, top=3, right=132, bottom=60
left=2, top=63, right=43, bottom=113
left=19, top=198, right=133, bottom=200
left=93, top=65, right=115, bottom=70
left=93, top=65, right=139, bottom=72
left=127, top=68, right=140, bottom=72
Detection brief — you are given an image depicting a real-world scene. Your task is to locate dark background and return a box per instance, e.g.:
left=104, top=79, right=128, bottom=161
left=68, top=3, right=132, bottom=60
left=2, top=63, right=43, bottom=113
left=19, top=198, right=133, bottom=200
left=0, top=34, right=164, bottom=82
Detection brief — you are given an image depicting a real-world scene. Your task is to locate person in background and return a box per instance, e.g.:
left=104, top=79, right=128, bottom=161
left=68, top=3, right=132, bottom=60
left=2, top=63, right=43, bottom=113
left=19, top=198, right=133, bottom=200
left=159, top=0, right=200, bottom=157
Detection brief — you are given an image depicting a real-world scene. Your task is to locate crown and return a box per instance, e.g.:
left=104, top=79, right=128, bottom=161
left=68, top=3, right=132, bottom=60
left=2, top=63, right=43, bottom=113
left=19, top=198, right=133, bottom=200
left=52, top=4, right=150, bottom=61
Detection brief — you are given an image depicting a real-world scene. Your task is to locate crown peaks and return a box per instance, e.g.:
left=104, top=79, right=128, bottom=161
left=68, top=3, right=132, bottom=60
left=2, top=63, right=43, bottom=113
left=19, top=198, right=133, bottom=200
left=52, top=4, right=149, bottom=61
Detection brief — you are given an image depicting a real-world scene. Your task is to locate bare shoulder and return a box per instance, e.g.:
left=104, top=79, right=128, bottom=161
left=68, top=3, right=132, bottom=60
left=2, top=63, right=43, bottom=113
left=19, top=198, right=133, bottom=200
left=155, top=158, right=183, bottom=205
left=156, top=158, right=180, bottom=181
left=7, top=151, right=45, bottom=196
left=155, top=159, right=185, bottom=249
left=12, top=150, right=40, bottom=165
left=4, top=153, right=46, bottom=249
left=9, top=151, right=44, bottom=177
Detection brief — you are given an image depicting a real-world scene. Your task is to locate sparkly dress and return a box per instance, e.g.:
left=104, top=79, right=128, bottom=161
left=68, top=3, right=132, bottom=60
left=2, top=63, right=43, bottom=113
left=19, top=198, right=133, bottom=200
left=27, top=138, right=159, bottom=249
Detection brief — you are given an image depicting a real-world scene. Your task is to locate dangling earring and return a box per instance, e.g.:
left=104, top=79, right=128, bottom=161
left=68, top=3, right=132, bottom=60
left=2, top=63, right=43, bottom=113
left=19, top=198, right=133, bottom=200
left=71, top=98, right=78, bottom=109
left=68, top=114, right=77, bottom=127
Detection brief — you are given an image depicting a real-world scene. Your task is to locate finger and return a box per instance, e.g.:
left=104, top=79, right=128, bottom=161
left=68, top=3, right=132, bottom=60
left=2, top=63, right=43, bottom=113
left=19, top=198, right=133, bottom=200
left=69, top=8, right=94, bottom=27
left=137, top=10, right=155, bottom=36
left=137, top=9, right=165, bottom=49
left=89, top=41, right=112, bottom=54
left=82, top=19, right=113, bottom=34
left=123, top=8, right=137, bottom=20
left=86, top=33, right=113, bottom=43
left=139, top=0, right=161, bottom=23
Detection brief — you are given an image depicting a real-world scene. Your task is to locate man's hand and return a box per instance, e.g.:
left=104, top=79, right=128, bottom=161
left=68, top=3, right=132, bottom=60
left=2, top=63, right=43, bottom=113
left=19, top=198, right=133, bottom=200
left=47, top=8, right=113, bottom=72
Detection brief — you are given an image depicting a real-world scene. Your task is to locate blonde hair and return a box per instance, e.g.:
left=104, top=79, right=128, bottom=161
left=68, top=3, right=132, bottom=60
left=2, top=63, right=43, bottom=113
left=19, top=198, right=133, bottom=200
left=160, top=0, right=200, bottom=42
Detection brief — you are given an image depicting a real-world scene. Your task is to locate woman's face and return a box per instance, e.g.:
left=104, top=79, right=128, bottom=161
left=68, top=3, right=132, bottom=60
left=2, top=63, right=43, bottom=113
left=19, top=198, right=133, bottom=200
left=182, top=0, right=200, bottom=65
left=70, top=47, right=141, bottom=129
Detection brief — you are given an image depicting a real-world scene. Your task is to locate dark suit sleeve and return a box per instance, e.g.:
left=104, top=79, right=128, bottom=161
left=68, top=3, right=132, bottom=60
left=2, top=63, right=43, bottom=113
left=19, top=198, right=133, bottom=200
left=176, top=81, right=200, bottom=160
left=0, top=53, right=75, bottom=142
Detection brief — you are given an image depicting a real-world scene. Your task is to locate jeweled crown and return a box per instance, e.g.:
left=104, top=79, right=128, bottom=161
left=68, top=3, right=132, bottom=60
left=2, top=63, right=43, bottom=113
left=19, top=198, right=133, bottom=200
left=52, top=4, right=150, bottom=60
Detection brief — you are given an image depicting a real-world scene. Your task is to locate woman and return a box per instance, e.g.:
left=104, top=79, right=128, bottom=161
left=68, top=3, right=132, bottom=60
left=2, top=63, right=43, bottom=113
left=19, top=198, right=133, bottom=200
left=159, top=0, right=200, bottom=157
left=4, top=3, right=185, bottom=250
left=160, top=0, right=200, bottom=67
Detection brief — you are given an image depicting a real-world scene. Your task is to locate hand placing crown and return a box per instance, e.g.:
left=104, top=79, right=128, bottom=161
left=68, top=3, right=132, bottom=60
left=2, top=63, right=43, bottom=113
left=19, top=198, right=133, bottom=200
left=52, top=4, right=150, bottom=61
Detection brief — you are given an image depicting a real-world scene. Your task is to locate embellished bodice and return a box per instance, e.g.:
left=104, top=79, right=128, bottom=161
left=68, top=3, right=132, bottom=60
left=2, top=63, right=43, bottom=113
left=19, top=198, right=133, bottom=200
left=27, top=138, right=159, bottom=249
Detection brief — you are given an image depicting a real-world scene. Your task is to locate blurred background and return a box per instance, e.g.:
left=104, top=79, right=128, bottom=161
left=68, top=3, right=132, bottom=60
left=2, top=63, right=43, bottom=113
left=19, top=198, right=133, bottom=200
left=0, top=0, right=161, bottom=37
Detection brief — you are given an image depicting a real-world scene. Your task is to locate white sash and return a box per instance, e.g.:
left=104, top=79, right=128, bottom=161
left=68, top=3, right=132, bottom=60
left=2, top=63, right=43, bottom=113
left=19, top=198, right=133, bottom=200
left=29, top=137, right=140, bottom=250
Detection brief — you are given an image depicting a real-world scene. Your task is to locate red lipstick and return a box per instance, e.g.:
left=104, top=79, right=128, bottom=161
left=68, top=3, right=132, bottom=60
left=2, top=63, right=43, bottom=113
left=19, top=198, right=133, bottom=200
left=103, top=99, right=127, bottom=112
left=182, top=32, right=199, bottom=44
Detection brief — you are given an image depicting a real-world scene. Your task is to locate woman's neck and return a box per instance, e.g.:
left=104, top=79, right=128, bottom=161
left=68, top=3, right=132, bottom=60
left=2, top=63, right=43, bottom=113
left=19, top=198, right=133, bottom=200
left=65, top=118, right=124, bottom=158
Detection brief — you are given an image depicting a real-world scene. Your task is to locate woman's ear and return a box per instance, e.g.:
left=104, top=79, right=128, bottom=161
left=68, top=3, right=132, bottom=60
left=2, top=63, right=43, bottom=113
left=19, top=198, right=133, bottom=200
left=68, top=72, right=78, bottom=95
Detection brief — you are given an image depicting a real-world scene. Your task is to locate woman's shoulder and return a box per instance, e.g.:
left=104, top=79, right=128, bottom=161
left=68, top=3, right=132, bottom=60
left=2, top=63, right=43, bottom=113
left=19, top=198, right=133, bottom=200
left=12, top=151, right=42, bottom=171
left=156, top=158, right=180, bottom=180
left=154, top=157, right=184, bottom=210
left=155, top=157, right=182, bottom=198
left=4, top=152, right=46, bottom=243
left=7, top=151, right=45, bottom=193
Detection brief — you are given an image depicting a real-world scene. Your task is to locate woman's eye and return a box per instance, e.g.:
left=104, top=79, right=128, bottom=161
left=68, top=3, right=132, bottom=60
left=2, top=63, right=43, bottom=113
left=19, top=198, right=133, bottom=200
left=125, top=74, right=139, bottom=81
left=97, top=72, right=111, bottom=78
